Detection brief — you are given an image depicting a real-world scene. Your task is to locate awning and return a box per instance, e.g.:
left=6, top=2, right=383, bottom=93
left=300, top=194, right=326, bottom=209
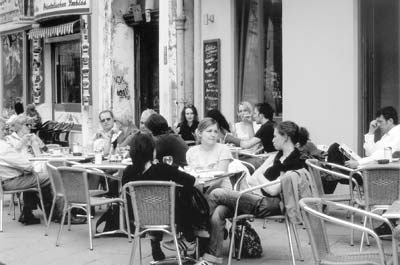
left=28, top=20, right=79, bottom=39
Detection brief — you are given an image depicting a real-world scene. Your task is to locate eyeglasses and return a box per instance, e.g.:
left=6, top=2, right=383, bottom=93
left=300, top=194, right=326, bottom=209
left=25, top=123, right=33, bottom=128
left=100, top=118, right=112, bottom=123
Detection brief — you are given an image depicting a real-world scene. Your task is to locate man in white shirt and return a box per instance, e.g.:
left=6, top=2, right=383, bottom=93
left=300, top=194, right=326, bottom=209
left=0, top=118, right=51, bottom=225
left=92, top=110, right=121, bottom=155
left=346, top=106, right=400, bottom=168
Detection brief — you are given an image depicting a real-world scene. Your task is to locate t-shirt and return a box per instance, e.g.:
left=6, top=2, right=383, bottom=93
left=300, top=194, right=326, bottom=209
left=254, top=121, right=275, bottom=153
left=186, top=143, right=233, bottom=170
left=178, top=121, right=199, bottom=141
left=155, top=133, right=189, bottom=167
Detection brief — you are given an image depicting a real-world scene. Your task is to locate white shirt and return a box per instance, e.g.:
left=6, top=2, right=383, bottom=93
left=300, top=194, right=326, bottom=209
left=0, top=139, right=33, bottom=179
left=360, top=124, right=400, bottom=165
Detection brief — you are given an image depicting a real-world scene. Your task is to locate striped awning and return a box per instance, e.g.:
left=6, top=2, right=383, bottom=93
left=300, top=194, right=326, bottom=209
left=28, top=20, right=79, bottom=39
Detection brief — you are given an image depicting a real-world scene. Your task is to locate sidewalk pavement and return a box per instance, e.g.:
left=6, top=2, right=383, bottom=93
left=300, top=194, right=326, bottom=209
left=0, top=188, right=394, bottom=265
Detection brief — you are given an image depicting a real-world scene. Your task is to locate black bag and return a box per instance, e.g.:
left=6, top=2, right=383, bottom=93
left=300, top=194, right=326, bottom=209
left=230, top=221, right=263, bottom=258
left=189, top=187, right=210, bottom=227
left=95, top=205, right=120, bottom=233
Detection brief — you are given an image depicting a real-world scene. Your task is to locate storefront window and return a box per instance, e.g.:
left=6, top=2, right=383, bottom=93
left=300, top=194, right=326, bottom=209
left=1, top=32, right=24, bottom=116
left=236, top=0, right=282, bottom=117
left=54, top=40, right=81, bottom=104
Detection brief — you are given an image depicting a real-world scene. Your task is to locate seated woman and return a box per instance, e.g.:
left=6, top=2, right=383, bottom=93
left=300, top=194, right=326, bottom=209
left=195, top=121, right=306, bottom=265
left=233, top=101, right=255, bottom=140
left=186, top=118, right=233, bottom=190
left=122, top=133, right=199, bottom=262
left=25, top=104, right=42, bottom=133
left=176, top=104, right=199, bottom=143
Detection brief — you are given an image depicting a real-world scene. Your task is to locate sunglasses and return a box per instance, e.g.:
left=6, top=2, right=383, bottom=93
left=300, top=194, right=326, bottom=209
left=100, top=118, right=112, bottom=123
left=25, top=123, right=33, bottom=127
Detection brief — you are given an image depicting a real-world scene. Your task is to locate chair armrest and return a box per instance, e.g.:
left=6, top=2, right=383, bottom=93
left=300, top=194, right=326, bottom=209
left=232, top=171, right=247, bottom=191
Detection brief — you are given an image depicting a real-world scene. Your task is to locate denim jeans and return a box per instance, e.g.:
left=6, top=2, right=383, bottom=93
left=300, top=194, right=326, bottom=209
left=204, top=188, right=280, bottom=263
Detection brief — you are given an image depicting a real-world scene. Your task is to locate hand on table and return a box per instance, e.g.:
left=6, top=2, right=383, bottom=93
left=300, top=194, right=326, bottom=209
left=345, top=159, right=359, bottom=169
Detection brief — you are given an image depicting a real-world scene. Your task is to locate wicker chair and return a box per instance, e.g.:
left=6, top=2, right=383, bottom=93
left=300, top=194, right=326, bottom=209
left=55, top=166, right=125, bottom=250
left=352, top=164, right=400, bottom=251
left=306, top=159, right=362, bottom=246
left=45, top=160, right=109, bottom=236
left=122, top=181, right=185, bottom=265
left=227, top=173, right=304, bottom=265
left=300, top=197, right=398, bottom=265
left=0, top=171, right=47, bottom=232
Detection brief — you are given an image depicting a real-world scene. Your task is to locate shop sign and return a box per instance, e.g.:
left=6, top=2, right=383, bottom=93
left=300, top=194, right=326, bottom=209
left=0, top=0, right=20, bottom=24
left=34, top=0, right=90, bottom=20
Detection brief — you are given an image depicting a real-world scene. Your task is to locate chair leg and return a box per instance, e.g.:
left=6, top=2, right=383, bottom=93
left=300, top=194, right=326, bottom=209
left=227, top=219, right=237, bottom=265
left=291, top=222, right=304, bottom=261
left=237, top=224, right=246, bottom=260
left=67, top=208, right=71, bottom=231
left=360, top=215, right=368, bottom=252
left=284, top=216, right=296, bottom=265
left=172, top=227, right=183, bottom=265
left=0, top=195, right=3, bottom=232
left=129, top=230, right=140, bottom=265
left=350, top=212, right=354, bottom=246
left=45, top=196, right=57, bottom=236
left=56, top=208, right=67, bottom=247
left=87, top=206, right=93, bottom=251
left=124, top=202, right=132, bottom=243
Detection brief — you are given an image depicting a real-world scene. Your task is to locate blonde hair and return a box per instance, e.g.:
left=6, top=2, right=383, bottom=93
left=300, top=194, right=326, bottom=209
left=11, top=115, right=30, bottom=132
left=195, top=117, right=218, bottom=144
left=238, top=101, right=253, bottom=114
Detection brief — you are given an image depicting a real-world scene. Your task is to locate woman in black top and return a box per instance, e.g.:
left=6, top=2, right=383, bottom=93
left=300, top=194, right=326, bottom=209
left=122, top=133, right=197, bottom=262
left=176, top=104, right=199, bottom=142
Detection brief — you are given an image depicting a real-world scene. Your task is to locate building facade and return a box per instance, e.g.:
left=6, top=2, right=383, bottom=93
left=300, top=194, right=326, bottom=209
left=0, top=0, right=396, bottom=154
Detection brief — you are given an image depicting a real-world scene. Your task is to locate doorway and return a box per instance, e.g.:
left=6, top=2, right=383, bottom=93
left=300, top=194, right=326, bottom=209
left=134, top=24, right=159, bottom=124
left=360, top=0, right=400, bottom=142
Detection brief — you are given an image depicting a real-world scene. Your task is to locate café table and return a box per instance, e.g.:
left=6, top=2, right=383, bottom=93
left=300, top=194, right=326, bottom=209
left=28, top=154, right=95, bottom=162
left=73, top=159, right=131, bottom=237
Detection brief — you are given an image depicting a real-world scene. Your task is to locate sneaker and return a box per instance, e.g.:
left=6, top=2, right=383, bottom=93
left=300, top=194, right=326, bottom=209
left=194, top=259, right=215, bottom=265
left=374, top=222, right=392, bottom=237
left=162, top=237, right=196, bottom=254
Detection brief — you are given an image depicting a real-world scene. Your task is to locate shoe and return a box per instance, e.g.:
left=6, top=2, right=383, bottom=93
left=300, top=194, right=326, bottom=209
left=151, top=240, right=166, bottom=261
left=23, top=215, right=41, bottom=225
left=162, top=237, right=196, bottom=254
left=54, top=215, right=87, bottom=225
left=374, top=222, right=392, bottom=237
left=194, top=259, right=214, bottom=265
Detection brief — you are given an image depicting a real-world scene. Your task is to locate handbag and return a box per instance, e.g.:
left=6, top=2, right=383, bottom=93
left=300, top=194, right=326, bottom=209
left=230, top=221, right=263, bottom=258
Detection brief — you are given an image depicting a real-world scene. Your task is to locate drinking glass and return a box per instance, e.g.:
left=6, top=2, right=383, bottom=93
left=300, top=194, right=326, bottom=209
left=121, top=146, right=130, bottom=159
left=162, top=156, right=173, bottom=165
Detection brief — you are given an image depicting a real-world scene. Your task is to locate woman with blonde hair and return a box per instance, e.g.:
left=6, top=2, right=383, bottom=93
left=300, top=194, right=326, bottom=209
left=187, top=118, right=233, bottom=173
left=233, top=101, right=255, bottom=140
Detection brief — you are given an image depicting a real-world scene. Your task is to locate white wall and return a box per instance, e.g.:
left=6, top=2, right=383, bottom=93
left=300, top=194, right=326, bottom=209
left=282, top=0, right=359, bottom=150
left=200, top=0, right=235, bottom=121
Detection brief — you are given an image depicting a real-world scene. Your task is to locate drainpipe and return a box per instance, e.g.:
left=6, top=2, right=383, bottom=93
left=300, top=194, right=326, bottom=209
left=175, top=0, right=186, bottom=122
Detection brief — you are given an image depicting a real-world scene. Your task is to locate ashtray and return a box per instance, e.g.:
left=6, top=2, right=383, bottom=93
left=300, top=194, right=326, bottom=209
left=377, top=159, right=390, bottom=164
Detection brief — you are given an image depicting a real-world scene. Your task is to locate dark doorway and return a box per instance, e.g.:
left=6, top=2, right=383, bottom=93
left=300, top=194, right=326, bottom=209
left=360, top=0, right=400, bottom=144
left=134, top=24, right=159, bottom=124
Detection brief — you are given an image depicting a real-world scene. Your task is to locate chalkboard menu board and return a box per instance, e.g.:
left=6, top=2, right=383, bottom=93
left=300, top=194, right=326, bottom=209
left=203, top=39, right=220, bottom=114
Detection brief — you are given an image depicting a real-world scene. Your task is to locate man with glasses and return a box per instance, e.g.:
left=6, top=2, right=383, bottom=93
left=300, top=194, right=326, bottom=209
left=92, top=110, right=121, bottom=156
left=0, top=118, right=51, bottom=225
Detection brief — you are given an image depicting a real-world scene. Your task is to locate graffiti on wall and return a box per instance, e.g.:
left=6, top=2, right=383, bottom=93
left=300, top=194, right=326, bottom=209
left=1, top=32, right=23, bottom=115
left=114, top=75, right=130, bottom=100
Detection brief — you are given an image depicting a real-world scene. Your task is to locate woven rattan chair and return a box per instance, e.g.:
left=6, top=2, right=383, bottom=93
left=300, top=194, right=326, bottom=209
left=55, top=166, right=125, bottom=250
left=227, top=173, right=304, bottom=265
left=0, top=171, right=47, bottom=232
left=306, top=159, right=362, bottom=246
left=351, top=164, right=400, bottom=251
left=122, top=181, right=185, bottom=265
left=45, top=160, right=109, bottom=236
left=300, top=197, right=398, bottom=265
